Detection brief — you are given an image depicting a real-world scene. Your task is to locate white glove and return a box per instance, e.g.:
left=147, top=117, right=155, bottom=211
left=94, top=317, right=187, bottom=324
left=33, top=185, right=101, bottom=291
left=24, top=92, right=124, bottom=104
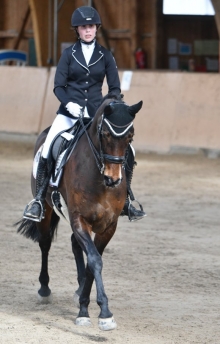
left=66, top=102, right=82, bottom=117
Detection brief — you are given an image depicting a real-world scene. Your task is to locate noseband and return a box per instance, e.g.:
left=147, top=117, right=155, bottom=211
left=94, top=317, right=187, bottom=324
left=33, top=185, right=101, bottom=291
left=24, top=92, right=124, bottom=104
left=79, top=111, right=133, bottom=174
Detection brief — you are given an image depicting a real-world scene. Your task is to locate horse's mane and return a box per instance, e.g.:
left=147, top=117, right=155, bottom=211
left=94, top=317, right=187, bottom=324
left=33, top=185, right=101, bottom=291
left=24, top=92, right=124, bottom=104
left=102, top=92, right=124, bottom=104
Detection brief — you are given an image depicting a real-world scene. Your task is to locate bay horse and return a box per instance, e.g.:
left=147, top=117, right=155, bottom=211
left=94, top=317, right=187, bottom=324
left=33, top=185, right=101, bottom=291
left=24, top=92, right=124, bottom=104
left=16, top=96, right=143, bottom=331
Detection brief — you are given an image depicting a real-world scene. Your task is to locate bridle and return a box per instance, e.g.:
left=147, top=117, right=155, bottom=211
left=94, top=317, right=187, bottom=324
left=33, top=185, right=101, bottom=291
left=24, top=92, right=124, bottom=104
left=78, top=110, right=133, bottom=174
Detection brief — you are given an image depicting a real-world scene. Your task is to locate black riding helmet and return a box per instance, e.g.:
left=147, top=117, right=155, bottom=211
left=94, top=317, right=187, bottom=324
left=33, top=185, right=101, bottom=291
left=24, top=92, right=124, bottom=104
left=71, top=6, right=101, bottom=27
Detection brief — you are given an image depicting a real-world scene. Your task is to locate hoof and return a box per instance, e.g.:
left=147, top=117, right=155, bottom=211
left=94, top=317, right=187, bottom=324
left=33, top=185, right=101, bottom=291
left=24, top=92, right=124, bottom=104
left=73, top=292, right=80, bottom=309
left=98, top=316, right=117, bottom=331
left=75, top=317, right=92, bottom=327
left=37, top=292, right=53, bottom=304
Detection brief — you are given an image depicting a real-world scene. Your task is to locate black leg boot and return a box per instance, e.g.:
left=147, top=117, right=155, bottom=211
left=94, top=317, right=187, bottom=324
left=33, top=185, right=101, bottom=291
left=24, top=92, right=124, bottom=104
left=121, top=146, right=146, bottom=221
left=23, top=157, right=50, bottom=222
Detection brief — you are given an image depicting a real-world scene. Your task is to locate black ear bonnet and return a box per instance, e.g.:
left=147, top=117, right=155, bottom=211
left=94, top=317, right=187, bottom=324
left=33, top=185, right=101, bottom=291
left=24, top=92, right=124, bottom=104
left=103, top=101, right=142, bottom=136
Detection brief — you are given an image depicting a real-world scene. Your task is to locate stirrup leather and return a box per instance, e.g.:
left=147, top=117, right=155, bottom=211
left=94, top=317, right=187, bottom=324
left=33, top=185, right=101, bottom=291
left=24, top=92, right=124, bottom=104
left=23, top=199, right=45, bottom=222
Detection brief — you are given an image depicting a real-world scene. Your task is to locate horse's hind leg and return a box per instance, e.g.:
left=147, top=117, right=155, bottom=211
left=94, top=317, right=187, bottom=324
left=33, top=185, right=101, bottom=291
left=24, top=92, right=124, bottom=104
left=37, top=206, right=58, bottom=303
left=38, top=233, right=52, bottom=303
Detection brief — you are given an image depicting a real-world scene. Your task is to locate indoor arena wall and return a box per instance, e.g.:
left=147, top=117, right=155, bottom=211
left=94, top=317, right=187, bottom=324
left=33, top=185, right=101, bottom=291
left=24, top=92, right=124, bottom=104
left=1, top=67, right=220, bottom=153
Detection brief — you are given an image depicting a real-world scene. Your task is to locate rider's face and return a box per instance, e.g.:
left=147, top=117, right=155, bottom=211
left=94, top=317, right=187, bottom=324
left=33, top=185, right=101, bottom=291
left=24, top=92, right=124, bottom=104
left=77, top=24, right=97, bottom=42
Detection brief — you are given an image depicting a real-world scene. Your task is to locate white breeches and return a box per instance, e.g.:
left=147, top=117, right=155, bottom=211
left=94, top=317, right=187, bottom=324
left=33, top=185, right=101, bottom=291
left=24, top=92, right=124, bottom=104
left=41, top=114, right=78, bottom=158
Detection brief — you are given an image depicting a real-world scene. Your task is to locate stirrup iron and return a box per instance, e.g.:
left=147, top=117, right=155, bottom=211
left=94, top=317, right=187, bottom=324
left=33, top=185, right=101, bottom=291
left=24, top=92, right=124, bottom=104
left=23, top=199, right=45, bottom=222
left=127, top=199, right=147, bottom=222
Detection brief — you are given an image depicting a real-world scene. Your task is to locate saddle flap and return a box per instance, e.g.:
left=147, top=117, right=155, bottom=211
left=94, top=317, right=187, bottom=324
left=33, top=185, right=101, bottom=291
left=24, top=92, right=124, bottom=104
left=52, top=126, right=76, bottom=161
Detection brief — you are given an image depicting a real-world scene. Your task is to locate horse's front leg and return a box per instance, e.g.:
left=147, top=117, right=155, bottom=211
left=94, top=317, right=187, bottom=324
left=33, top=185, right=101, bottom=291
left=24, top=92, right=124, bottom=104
left=72, top=218, right=117, bottom=330
left=71, top=233, right=86, bottom=306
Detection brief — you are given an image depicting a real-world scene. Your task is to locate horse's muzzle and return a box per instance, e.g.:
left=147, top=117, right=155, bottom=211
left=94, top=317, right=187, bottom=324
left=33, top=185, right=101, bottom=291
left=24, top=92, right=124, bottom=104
left=104, top=176, right=122, bottom=188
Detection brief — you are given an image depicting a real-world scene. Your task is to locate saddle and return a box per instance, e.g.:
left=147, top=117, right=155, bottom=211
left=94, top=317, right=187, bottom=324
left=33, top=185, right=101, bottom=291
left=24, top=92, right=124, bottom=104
left=33, top=118, right=92, bottom=188
left=50, top=117, right=92, bottom=184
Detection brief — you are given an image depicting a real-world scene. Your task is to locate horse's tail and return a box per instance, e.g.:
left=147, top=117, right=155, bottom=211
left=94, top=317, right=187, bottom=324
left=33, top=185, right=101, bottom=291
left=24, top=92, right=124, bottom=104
left=15, top=210, right=60, bottom=242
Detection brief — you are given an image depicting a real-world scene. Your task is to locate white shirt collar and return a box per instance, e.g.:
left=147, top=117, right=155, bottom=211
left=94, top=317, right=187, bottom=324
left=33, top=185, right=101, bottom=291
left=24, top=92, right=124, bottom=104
left=81, top=41, right=95, bottom=65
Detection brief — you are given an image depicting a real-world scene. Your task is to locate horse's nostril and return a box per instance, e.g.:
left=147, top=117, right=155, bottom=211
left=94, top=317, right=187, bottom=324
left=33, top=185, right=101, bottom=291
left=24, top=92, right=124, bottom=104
left=104, top=176, right=122, bottom=187
left=104, top=176, right=112, bottom=186
left=114, top=179, right=122, bottom=187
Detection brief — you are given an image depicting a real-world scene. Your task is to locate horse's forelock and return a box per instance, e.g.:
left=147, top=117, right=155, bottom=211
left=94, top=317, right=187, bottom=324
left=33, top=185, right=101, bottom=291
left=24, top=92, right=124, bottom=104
left=94, top=98, right=119, bottom=119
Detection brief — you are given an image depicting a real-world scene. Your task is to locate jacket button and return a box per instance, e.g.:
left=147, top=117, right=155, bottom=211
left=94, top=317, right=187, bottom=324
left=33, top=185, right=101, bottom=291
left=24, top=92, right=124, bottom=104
left=86, top=73, right=89, bottom=76
left=85, top=90, right=87, bottom=92
left=85, top=99, right=88, bottom=101
left=85, top=81, right=88, bottom=84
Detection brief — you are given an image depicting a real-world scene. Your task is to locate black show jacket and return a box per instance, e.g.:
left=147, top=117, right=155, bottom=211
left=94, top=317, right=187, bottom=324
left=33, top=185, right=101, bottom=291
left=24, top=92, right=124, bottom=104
left=54, top=40, right=121, bottom=118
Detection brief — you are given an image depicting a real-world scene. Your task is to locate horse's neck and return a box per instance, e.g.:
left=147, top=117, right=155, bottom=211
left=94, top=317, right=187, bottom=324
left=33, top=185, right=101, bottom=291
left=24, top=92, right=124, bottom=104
left=87, top=117, right=100, bottom=148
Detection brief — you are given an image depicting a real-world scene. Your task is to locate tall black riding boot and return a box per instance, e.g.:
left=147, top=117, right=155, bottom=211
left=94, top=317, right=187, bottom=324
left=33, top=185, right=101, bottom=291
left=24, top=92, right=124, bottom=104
left=23, top=156, right=50, bottom=222
left=121, top=146, right=146, bottom=221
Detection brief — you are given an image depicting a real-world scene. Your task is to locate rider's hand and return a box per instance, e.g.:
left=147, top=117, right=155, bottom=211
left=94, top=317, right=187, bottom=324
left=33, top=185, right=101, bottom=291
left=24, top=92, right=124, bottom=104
left=66, top=102, right=82, bottom=117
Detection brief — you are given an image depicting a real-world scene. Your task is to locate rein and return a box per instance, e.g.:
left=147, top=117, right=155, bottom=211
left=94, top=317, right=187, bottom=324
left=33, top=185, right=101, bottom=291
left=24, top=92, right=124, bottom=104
left=78, top=111, right=129, bottom=174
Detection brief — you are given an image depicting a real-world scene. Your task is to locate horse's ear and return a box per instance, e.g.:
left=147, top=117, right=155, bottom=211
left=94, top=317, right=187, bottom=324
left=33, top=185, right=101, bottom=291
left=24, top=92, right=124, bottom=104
left=104, top=104, right=114, bottom=116
left=128, top=101, right=143, bottom=117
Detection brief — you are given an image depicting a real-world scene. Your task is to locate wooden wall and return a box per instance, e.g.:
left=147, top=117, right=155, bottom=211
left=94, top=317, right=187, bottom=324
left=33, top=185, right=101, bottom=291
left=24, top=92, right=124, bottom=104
left=0, top=0, right=219, bottom=70
left=94, top=0, right=137, bottom=69
left=211, top=0, right=220, bottom=36
left=136, top=0, right=157, bottom=69
left=94, top=0, right=157, bottom=69
left=2, top=67, right=220, bottom=154
left=0, top=0, right=32, bottom=53
left=0, top=0, right=158, bottom=69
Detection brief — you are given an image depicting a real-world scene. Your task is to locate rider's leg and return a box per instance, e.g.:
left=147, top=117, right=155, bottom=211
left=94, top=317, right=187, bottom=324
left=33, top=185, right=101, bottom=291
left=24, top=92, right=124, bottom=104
left=23, top=114, right=78, bottom=221
left=121, top=144, right=146, bottom=221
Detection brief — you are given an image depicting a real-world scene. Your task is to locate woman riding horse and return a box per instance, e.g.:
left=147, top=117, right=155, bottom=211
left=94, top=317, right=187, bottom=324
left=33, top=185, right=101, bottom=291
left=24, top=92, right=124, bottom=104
left=17, top=96, right=143, bottom=330
left=23, top=6, right=146, bottom=222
